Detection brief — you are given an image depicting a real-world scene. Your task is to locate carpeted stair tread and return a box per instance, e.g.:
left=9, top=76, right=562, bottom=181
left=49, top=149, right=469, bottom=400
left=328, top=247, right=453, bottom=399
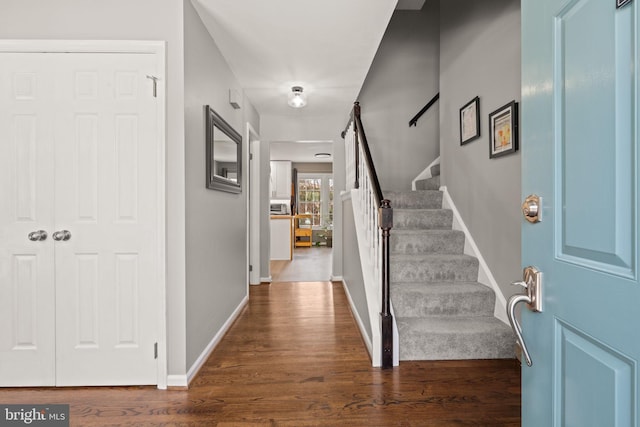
left=415, top=175, right=440, bottom=190
left=391, top=229, right=465, bottom=255
left=387, top=172, right=513, bottom=362
left=384, top=190, right=442, bottom=209
left=391, top=282, right=495, bottom=317
left=397, top=316, right=514, bottom=360
left=391, top=254, right=479, bottom=282
left=394, top=208, right=453, bottom=230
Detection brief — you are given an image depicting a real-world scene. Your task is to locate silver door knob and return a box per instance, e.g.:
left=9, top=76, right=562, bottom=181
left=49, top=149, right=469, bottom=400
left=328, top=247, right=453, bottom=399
left=28, top=230, right=48, bottom=241
left=52, top=230, right=71, bottom=241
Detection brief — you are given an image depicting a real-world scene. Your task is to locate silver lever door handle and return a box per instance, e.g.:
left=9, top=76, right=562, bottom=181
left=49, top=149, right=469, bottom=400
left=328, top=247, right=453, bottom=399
left=28, top=230, right=48, bottom=241
left=507, top=293, right=533, bottom=367
left=52, top=230, right=71, bottom=241
left=506, top=266, right=543, bottom=367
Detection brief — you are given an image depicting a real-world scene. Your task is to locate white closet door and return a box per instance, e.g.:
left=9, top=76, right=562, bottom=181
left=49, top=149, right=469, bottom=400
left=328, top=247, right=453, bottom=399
left=0, top=51, right=160, bottom=386
left=0, top=54, right=56, bottom=386
left=53, top=53, right=159, bottom=386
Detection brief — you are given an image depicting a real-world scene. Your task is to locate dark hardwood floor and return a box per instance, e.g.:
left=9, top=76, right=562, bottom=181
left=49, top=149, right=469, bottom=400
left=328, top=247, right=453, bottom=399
left=0, top=281, right=521, bottom=426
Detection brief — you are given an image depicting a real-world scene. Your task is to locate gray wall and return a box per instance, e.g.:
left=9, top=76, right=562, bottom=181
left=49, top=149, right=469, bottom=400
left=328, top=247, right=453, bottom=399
left=0, top=0, right=188, bottom=378
left=439, top=0, right=521, bottom=298
left=341, top=198, right=371, bottom=339
left=331, top=140, right=344, bottom=279
left=292, top=163, right=333, bottom=174
left=260, top=141, right=271, bottom=280
left=184, top=1, right=259, bottom=369
left=356, top=2, right=440, bottom=191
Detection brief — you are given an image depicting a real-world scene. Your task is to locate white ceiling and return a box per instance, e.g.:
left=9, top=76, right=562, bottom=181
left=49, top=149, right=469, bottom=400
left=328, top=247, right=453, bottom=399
left=270, top=141, right=333, bottom=163
left=191, top=0, right=422, bottom=161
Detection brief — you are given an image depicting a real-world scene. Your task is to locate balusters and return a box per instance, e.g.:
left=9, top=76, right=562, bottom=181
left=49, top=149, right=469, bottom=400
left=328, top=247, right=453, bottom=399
left=342, top=101, right=394, bottom=369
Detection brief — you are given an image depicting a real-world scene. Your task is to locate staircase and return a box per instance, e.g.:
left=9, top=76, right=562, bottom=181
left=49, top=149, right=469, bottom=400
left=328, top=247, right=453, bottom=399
left=387, top=164, right=514, bottom=361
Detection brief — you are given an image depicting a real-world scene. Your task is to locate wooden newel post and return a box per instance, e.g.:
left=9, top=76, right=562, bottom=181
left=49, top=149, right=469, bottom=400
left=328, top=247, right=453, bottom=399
left=379, top=198, right=393, bottom=368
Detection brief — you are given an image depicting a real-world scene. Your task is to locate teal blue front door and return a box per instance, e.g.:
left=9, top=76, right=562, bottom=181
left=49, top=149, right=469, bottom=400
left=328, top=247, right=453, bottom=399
left=521, top=0, right=639, bottom=425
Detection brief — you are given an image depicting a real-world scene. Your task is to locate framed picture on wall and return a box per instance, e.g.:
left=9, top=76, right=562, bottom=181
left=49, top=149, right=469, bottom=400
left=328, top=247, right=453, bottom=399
left=489, top=100, right=518, bottom=158
left=459, top=96, right=480, bottom=145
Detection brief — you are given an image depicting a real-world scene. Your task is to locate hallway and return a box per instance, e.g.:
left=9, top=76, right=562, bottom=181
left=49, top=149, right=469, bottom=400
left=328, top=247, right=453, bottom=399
left=270, top=247, right=333, bottom=282
left=0, top=281, right=521, bottom=425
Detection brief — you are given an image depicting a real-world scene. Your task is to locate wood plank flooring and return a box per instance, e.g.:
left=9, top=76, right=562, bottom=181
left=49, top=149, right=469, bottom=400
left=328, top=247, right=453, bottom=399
left=0, top=281, right=521, bottom=426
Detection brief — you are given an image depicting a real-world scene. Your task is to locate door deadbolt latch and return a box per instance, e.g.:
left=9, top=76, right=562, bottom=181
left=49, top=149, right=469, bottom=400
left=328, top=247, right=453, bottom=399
left=522, top=194, right=541, bottom=223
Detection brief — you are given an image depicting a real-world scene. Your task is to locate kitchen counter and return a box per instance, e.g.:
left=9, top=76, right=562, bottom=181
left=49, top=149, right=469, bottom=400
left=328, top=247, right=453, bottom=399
left=270, top=215, right=293, bottom=260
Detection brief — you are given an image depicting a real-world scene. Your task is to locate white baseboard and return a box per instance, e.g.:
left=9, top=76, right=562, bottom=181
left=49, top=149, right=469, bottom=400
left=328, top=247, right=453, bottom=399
left=167, top=374, right=188, bottom=388
left=340, top=279, right=373, bottom=359
left=186, top=295, right=249, bottom=385
left=260, top=276, right=272, bottom=283
left=440, top=186, right=509, bottom=325
left=330, top=275, right=344, bottom=282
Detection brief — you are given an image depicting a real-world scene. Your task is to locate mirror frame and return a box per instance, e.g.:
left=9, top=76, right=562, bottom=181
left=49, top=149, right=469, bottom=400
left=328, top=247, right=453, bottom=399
left=205, top=105, right=242, bottom=193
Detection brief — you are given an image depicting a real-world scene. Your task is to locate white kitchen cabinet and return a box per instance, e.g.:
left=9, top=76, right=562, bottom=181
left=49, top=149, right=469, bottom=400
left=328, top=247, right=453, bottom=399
left=270, top=161, right=292, bottom=199
left=270, top=216, right=293, bottom=260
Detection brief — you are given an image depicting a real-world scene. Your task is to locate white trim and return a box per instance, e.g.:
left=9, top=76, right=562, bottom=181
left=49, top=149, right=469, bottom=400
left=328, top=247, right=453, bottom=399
left=0, top=39, right=166, bottom=54
left=330, top=275, right=344, bottom=282
left=440, top=186, right=509, bottom=325
left=186, top=295, right=249, bottom=385
left=341, top=279, right=373, bottom=359
left=0, top=39, right=169, bottom=389
left=153, top=42, right=168, bottom=391
left=411, top=156, right=440, bottom=191
left=297, top=172, right=333, bottom=229
left=259, top=276, right=272, bottom=283
left=166, top=375, right=188, bottom=388
left=247, top=124, right=261, bottom=285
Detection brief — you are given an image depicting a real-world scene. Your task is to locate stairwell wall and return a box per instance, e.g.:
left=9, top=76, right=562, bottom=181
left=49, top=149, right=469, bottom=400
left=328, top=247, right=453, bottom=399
left=356, top=2, right=440, bottom=191
left=439, top=0, right=521, bottom=299
left=341, top=196, right=372, bottom=345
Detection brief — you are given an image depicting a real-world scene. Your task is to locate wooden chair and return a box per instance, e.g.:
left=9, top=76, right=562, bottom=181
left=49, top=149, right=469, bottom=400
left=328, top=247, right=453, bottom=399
left=294, top=214, right=313, bottom=247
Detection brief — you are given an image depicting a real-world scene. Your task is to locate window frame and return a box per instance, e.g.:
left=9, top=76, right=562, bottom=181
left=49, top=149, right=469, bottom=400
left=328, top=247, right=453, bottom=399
left=297, top=173, right=333, bottom=230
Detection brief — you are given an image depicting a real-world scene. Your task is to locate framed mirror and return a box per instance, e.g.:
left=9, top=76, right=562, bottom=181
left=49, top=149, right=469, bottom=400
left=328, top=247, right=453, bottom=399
left=205, top=105, right=242, bottom=193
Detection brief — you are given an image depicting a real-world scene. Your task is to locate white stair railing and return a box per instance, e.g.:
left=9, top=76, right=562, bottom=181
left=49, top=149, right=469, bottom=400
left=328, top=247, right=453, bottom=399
left=342, top=102, right=398, bottom=368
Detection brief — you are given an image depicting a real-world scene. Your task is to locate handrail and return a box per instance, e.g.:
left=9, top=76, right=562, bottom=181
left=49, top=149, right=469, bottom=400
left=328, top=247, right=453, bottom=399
left=353, top=103, right=384, bottom=204
left=408, top=93, right=439, bottom=127
left=343, top=101, right=394, bottom=369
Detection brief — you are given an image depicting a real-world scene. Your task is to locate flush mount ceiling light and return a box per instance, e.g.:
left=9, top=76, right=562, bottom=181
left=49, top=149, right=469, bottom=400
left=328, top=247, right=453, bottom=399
left=314, top=152, right=331, bottom=159
left=287, top=86, right=307, bottom=108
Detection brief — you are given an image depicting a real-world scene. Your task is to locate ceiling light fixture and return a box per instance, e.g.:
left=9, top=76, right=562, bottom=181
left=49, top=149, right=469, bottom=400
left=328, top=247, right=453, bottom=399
left=314, top=152, right=331, bottom=159
left=287, top=86, right=307, bottom=108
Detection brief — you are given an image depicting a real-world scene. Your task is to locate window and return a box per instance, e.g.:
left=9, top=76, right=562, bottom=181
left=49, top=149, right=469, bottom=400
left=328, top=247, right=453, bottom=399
left=297, top=174, right=333, bottom=229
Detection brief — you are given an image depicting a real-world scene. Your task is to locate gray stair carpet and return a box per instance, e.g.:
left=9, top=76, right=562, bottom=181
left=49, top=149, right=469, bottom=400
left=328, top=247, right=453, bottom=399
left=386, top=169, right=514, bottom=361
left=415, top=163, right=441, bottom=190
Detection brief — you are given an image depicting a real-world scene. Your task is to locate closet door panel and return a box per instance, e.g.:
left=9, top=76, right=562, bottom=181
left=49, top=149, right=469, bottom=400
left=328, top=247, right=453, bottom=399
left=53, top=53, right=159, bottom=386
left=0, top=53, right=56, bottom=386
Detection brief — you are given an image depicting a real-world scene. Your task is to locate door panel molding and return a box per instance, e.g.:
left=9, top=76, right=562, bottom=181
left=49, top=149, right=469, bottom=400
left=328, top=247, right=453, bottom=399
left=553, top=0, right=636, bottom=278
left=554, top=319, right=635, bottom=426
